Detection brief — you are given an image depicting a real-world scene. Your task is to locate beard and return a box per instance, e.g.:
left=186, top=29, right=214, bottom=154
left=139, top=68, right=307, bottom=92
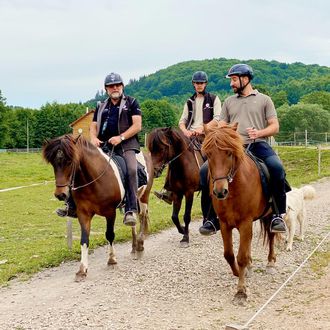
left=109, top=91, right=122, bottom=100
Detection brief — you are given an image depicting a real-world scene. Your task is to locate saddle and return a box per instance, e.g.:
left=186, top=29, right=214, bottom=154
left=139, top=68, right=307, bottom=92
left=246, top=150, right=291, bottom=217
left=101, top=145, right=147, bottom=188
left=190, top=136, right=207, bottom=168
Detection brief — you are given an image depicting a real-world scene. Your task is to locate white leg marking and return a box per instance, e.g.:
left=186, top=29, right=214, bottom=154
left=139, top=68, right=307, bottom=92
left=81, top=243, right=89, bottom=271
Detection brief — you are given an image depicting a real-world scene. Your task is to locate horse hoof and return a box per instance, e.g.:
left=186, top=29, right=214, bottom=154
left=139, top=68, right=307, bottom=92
left=136, top=241, right=144, bottom=252
left=180, top=241, right=189, bottom=248
left=233, top=291, right=247, bottom=305
left=266, top=266, right=277, bottom=275
left=74, top=272, right=87, bottom=282
left=107, top=258, right=117, bottom=266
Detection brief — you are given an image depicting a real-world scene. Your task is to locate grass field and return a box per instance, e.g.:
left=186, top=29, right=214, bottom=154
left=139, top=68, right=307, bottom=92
left=0, top=146, right=329, bottom=286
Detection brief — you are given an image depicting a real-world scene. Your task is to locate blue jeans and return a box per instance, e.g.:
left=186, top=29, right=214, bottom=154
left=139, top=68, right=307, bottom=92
left=116, top=149, right=138, bottom=213
left=247, top=142, right=286, bottom=214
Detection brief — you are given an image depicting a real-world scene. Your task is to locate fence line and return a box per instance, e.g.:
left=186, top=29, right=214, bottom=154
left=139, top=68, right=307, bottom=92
left=276, top=145, right=330, bottom=177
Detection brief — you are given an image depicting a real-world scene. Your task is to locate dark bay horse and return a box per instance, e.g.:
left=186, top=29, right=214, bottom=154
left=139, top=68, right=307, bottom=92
left=43, top=134, right=154, bottom=281
left=202, top=123, right=277, bottom=303
left=147, top=127, right=203, bottom=246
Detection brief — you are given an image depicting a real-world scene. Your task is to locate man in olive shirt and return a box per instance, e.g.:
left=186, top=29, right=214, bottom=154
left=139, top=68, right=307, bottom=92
left=199, top=64, right=287, bottom=235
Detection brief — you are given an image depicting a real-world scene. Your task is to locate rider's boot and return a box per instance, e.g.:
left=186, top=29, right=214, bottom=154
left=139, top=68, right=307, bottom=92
left=56, top=195, right=77, bottom=218
left=154, top=189, right=173, bottom=205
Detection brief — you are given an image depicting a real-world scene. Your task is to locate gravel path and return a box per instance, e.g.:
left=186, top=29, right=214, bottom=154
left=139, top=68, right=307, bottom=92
left=0, top=179, right=329, bottom=330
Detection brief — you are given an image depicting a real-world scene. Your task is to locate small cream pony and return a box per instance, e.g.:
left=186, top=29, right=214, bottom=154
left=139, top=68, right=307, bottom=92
left=284, top=185, right=316, bottom=251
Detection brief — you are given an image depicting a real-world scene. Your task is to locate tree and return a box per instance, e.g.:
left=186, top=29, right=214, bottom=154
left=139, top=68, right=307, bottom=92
left=0, top=91, right=9, bottom=148
left=141, top=99, right=178, bottom=136
left=300, top=91, right=330, bottom=112
left=271, top=91, right=288, bottom=108
left=277, top=103, right=330, bottom=132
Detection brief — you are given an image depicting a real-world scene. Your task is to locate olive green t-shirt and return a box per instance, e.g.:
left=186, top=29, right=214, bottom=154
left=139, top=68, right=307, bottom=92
left=217, top=90, right=277, bottom=144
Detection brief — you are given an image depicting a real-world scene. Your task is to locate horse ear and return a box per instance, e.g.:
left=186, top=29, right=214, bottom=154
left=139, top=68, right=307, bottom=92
left=43, top=138, right=50, bottom=147
left=204, top=120, right=218, bottom=135
left=74, top=134, right=81, bottom=144
left=232, top=122, right=239, bottom=131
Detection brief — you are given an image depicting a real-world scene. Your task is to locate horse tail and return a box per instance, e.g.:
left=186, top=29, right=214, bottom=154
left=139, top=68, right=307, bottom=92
left=259, top=215, right=282, bottom=246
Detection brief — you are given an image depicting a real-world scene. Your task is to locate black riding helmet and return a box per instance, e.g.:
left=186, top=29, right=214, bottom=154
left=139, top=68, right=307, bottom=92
left=192, top=71, right=208, bottom=83
left=104, top=72, right=124, bottom=86
left=226, top=64, right=254, bottom=81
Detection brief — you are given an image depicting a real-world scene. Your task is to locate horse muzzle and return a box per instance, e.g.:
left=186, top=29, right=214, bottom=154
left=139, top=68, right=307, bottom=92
left=55, top=191, right=68, bottom=201
left=54, top=184, right=69, bottom=201
left=213, top=188, right=228, bottom=200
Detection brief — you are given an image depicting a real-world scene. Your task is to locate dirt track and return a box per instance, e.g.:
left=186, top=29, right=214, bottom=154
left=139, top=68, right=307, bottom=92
left=0, top=179, right=329, bottom=330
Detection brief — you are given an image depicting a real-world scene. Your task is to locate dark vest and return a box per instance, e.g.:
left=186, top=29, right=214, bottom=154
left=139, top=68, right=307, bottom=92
left=186, top=92, right=216, bottom=129
left=96, top=95, right=140, bottom=152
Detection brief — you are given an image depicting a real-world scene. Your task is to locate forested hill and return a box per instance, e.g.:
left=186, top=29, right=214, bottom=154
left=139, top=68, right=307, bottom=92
left=123, top=58, right=330, bottom=106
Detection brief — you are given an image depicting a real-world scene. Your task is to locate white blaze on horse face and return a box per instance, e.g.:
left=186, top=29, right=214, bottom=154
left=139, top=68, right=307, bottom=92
left=81, top=243, right=88, bottom=272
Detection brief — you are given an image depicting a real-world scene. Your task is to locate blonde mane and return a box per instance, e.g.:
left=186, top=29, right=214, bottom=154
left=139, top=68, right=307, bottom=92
left=202, top=124, right=245, bottom=163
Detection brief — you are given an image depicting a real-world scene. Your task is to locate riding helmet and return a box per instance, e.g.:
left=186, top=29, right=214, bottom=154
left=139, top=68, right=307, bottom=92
left=226, top=64, right=254, bottom=80
left=104, top=72, right=124, bottom=86
left=192, top=71, right=208, bottom=83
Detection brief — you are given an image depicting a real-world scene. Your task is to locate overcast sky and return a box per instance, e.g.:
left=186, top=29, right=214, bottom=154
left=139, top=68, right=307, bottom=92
left=0, top=0, right=329, bottom=109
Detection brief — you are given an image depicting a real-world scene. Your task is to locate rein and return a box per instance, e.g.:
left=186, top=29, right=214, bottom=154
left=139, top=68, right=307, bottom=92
left=156, top=137, right=197, bottom=175
left=211, top=140, right=254, bottom=184
left=56, top=144, right=115, bottom=191
left=211, top=153, right=238, bottom=184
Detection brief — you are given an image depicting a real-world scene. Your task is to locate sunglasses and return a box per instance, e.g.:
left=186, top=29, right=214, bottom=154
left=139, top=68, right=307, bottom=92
left=106, top=83, right=122, bottom=88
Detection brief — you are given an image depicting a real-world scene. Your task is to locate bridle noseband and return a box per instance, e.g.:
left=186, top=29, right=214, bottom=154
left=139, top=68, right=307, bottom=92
left=55, top=144, right=114, bottom=191
left=154, top=136, right=196, bottom=175
left=211, top=153, right=237, bottom=184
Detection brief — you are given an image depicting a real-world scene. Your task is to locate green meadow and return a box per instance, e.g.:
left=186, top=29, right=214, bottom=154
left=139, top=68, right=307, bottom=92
left=0, top=147, right=329, bottom=285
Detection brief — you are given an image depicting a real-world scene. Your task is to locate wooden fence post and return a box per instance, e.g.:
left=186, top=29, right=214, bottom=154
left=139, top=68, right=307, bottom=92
left=66, top=219, right=73, bottom=250
left=318, top=145, right=321, bottom=177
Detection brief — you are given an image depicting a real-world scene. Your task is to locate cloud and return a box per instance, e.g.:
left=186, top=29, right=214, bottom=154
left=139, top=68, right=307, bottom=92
left=0, top=0, right=329, bottom=108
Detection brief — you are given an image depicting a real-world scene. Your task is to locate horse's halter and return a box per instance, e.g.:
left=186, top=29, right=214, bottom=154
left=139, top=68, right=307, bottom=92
left=211, top=153, right=237, bottom=184
left=154, top=137, right=196, bottom=176
left=55, top=145, right=114, bottom=191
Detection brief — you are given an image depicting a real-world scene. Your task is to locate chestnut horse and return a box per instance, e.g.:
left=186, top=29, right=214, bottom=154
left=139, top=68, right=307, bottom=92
left=43, top=134, right=154, bottom=281
left=147, top=127, right=203, bottom=246
left=202, top=123, right=277, bottom=303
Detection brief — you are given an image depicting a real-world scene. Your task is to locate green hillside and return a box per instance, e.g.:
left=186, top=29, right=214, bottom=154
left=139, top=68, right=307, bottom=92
left=123, top=58, right=330, bottom=106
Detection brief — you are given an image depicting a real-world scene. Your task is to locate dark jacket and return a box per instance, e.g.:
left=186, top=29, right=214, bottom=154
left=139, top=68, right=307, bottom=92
left=96, top=95, right=140, bottom=152
left=186, top=92, right=216, bottom=129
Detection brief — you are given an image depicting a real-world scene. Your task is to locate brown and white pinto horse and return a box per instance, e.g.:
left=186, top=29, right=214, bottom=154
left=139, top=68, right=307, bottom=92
left=43, top=134, right=154, bottom=281
left=147, top=127, right=203, bottom=246
left=202, top=123, right=277, bottom=303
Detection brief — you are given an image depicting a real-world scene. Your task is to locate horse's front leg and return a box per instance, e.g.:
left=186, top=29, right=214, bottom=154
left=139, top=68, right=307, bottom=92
left=105, top=211, right=117, bottom=266
left=181, top=192, right=194, bottom=246
left=220, top=222, right=239, bottom=276
left=171, top=193, right=184, bottom=235
left=235, top=221, right=253, bottom=303
left=75, top=215, right=92, bottom=282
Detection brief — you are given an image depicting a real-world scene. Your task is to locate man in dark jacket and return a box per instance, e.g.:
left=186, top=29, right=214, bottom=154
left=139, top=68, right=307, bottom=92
left=90, top=72, right=142, bottom=226
left=154, top=71, right=221, bottom=233
left=56, top=72, right=141, bottom=227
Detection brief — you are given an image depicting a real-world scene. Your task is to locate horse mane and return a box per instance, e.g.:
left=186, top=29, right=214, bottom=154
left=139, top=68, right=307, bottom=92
left=42, top=134, right=93, bottom=168
left=147, top=127, right=190, bottom=153
left=202, top=125, right=245, bottom=163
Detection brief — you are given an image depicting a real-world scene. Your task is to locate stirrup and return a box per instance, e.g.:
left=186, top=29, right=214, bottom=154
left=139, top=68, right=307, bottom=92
left=270, top=215, right=286, bottom=233
left=123, top=211, right=137, bottom=227
left=153, top=190, right=173, bottom=205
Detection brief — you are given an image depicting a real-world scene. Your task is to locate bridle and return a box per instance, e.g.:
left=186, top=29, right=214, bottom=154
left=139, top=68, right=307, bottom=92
left=55, top=144, right=114, bottom=191
left=211, top=153, right=238, bottom=184
left=154, top=137, right=196, bottom=176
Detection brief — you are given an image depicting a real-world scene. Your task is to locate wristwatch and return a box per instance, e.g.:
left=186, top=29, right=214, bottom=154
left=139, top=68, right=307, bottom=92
left=120, top=135, right=125, bottom=141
